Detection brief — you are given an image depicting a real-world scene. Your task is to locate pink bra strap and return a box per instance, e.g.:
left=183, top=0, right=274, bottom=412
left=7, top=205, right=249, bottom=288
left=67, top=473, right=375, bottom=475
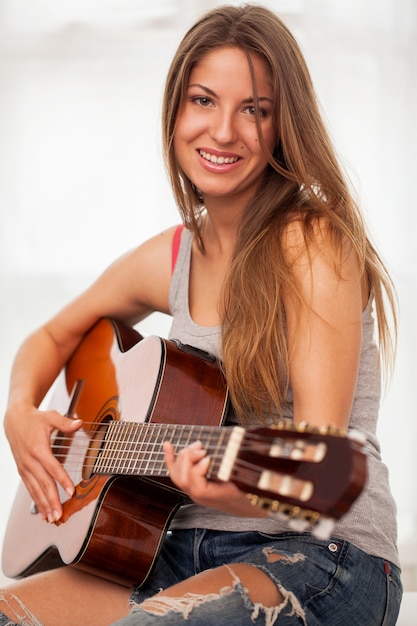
left=171, top=225, right=184, bottom=273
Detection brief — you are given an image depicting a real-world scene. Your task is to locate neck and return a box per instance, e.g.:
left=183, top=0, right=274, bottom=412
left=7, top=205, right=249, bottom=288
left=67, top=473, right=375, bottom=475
left=93, top=421, right=242, bottom=481
left=200, top=202, right=244, bottom=259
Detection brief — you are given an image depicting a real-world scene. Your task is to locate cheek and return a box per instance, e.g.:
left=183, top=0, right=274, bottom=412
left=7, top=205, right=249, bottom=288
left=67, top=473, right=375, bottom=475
left=264, top=125, right=278, bottom=153
left=175, top=108, right=203, bottom=143
left=172, top=118, right=189, bottom=164
left=246, top=124, right=276, bottom=156
left=173, top=126, right=195, bottom=177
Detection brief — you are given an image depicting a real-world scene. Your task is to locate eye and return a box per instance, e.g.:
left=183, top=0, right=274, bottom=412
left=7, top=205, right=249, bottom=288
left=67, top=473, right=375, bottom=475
left=243, top=105, right=269, bottom=119
left=192, top=96, right=213, bottom=107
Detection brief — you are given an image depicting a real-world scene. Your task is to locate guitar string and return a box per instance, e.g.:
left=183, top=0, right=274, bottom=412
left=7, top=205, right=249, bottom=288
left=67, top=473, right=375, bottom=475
left=50, top=424, right=306, bottom=446
left=44, top=454, right=277, bottom=477
left=50, top=439, right=311, bottom=456
left=50, top=421, right=328, bottom=437
left=44, top=426, right=323, bottom=503
left=49, top=436, right=290, bottom=448
left=49, top=427, right=292, bottom=455
left=50, top=431, right=313, bottom=459
left=48, top=444, right=316, bottom=476
left=51, top=421, right=231, bottom=471
left=48, top=423, right=325, bottom=475
left=49, top=443, right=296, bottom=457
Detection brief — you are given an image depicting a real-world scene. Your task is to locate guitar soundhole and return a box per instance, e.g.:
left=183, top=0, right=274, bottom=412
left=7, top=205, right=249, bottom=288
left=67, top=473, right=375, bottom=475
left=83, top=417, right=112, bottom=480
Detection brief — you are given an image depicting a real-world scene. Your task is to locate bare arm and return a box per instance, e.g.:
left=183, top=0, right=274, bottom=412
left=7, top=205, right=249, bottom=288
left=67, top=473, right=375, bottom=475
left=282, top=219, right=365, bottom=430
left=4, top=226, right=177, bottom=523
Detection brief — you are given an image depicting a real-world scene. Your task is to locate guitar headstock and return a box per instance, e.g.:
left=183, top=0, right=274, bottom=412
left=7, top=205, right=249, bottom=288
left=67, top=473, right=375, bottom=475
left=231, top=421, right=367, bottom=539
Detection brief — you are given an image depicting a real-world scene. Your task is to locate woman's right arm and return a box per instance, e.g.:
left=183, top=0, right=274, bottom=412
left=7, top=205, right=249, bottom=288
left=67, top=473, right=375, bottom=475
left=3, top=226, right=177, bottom=523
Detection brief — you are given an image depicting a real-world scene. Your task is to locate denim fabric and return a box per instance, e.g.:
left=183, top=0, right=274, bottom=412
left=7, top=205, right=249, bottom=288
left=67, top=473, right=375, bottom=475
left=0, top=615, right=17, bottom=626
left=111, top=529, right=402, bottom=626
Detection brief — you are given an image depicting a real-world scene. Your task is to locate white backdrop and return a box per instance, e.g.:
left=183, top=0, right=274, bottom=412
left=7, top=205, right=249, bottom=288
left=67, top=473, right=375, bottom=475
left=0, top=0, right=416, bottom=589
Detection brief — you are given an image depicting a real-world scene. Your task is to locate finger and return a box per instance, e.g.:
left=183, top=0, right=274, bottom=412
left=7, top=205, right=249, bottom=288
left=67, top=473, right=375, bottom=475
left=18, top=459, right=64, bottom=523
left=163, top=440, right=205, bottom=472
left=62, top=417, right=83, bottom=432
left=163, top=441, right=175, bottom=468
left=44, top=413, right=83, bottom=495
left=187, top=440, right=206, bottom=459
left=22, top=415, right=83, bottom=521
left=47, top=410, right=83, bottom=434
left=163, top=442, right=211, bottom=496
left=172, top=441, right=206, bottom=471
left=193, top=453, right=211, bottom=476
left=43, top=451, right=76, bottom=497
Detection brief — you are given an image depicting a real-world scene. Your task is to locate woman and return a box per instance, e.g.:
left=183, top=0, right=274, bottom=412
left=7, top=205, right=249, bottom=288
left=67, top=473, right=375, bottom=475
left=1, top=5, right=402, bottom=625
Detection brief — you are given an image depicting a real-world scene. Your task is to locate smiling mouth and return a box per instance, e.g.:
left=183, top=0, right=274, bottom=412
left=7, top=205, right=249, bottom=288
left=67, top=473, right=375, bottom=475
left=199, top=149, right=240, bottom=165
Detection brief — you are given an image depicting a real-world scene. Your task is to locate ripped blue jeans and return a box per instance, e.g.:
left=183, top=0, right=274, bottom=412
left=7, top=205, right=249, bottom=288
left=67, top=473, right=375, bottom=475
left=112, top=529, right=402, bottom=626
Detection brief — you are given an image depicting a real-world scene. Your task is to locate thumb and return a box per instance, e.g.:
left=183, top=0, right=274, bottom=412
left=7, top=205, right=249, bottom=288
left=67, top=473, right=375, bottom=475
left=65, top=417, right=83, bottom=432
left=49, top=410, right=83, bottom=432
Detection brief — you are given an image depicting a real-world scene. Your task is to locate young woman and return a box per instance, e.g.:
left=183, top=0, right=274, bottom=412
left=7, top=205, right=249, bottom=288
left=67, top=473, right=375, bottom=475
left=1, top=5, right=402, bottom=625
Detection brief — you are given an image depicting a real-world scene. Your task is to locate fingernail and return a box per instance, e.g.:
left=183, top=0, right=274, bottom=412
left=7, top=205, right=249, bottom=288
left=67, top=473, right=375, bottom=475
left=189, top=440, right=203, bottom=449
left=66, top=486, right=74, bottom=497
left=48, top=510, right=60, bottom=523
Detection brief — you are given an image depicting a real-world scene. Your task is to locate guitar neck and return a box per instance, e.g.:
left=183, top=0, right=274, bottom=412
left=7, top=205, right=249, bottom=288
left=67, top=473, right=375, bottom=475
left=93, top=421, right=241, bottom=482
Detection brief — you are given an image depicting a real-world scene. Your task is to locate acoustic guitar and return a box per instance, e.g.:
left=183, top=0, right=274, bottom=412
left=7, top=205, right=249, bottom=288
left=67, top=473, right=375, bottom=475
left=2, top=318, right=367, bottom=587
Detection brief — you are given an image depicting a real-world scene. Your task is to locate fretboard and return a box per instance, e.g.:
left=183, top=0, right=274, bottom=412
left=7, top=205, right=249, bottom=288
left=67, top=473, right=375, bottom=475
left=93, top=421, right=239, bottom=481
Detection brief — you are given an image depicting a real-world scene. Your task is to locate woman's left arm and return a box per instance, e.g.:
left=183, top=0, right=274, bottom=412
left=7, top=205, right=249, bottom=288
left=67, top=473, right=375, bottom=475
left=283, top=219, right=365, bottom=431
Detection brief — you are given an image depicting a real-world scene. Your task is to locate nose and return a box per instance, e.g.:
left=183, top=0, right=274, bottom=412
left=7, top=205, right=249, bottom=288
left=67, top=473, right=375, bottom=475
left=209, top=108, right=238, bottom=145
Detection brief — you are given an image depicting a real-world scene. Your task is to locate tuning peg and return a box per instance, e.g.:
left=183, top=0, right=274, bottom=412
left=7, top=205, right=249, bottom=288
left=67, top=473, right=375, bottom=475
left=347, top=429, right=367, bottom=445
left=287, top=517, right=311, bottom=532
left=312, top=517, right=335, bottom=540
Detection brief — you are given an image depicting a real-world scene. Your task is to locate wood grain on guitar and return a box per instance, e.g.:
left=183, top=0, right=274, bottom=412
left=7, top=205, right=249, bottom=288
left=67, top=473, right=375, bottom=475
left=1, top=318, right=367, bottom=587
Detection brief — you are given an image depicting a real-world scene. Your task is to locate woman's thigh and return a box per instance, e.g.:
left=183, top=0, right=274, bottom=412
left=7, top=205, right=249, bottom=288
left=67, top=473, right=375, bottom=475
left=0, top=567, right=130, bottom=626
left=125, top=530, right=402, bottom=626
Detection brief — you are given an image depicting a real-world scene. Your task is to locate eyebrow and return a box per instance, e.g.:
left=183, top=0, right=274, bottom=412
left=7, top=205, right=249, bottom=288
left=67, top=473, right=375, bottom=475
left=188, top=83, right=273, bottom=104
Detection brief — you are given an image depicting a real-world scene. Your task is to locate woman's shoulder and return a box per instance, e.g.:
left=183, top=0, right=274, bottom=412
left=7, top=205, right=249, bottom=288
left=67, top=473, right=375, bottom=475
left=281, top=211, right=351, bottom=265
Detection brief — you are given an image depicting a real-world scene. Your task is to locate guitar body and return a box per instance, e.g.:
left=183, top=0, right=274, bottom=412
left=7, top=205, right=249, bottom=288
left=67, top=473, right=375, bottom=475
left=2, top=318, right=229, bottom=586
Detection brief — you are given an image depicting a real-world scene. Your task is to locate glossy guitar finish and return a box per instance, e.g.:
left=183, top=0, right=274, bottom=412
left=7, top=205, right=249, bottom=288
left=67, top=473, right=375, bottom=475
left=2, top=318, right=367, bottom=587
left=2, top=318, right=228, bottom=586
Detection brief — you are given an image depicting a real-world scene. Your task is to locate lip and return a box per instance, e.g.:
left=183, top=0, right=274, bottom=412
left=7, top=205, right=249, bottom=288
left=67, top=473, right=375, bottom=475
left=196, top=148, right=242, bottom=172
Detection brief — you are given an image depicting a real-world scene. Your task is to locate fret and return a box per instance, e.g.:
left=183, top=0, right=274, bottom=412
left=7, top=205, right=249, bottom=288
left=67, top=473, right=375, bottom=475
left=115, top=421, right=127, bottom=474
left=131, top=422, right=166, bottom=476
left=125, top=421, right=138, bottom=474
left=141, top=423, right=155, bottom=474
left=133, top=422, right=148, bottom=474
left=119, top=422, right=132, bottom=473
left=93, top=421, right=234, bottom=479
left=171, top=424, right=191, bottom=452
left=152, top=423, right=166, bottom=475
left=111, top=421, right=124, bottom=474
left=94, top=421, right=116, bottom=474
left=207, top=427, right=229, bottom=480
left=147, top=422, right=163, bottom=475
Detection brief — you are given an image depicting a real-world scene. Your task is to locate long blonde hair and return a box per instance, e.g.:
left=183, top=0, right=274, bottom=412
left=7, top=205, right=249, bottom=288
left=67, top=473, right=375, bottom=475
left=162, top=5, right=397, bottom=423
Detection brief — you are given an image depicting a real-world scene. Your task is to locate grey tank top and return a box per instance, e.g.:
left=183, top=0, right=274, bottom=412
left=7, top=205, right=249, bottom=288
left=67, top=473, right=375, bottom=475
left=168, top=228, right=399, bottom=567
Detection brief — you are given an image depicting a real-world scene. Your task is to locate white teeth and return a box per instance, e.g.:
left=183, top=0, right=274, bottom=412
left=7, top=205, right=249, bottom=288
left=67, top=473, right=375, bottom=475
left=199, top=150, right=239, bottom=165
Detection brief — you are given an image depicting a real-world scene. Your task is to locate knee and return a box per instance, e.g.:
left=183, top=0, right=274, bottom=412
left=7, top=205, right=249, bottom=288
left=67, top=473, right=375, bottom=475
left=0, top=589, right=41, bottom=626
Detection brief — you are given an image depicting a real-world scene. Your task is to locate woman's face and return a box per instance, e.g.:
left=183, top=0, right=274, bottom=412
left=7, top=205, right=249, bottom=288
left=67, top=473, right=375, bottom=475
left=174, top=46, right=277, bottom=210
